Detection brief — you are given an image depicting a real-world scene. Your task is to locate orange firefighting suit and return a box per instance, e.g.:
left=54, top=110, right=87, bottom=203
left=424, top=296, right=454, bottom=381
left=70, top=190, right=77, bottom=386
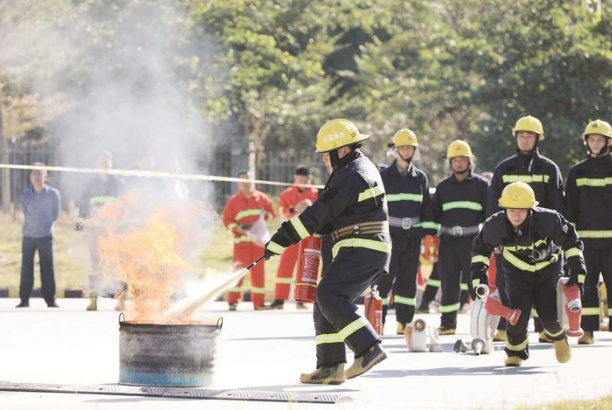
left=223, top=189, right=275, bottom=307
left=274, top=186, right=319, bottom=300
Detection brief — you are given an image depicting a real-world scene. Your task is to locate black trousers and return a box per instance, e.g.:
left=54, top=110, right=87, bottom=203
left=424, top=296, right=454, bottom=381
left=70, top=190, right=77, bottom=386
left=438, top=236, right=473, bottom=328
left=314, top=253, right=383, bottom=367
left=376, top=236, right=421, bottom=326
left=19, top=236, right=56, bottom=303
left=418, top=263, right=440, bottom=309
left=505, top=269, right=565, bottom=360
left=581, top=248, right=612, bottom=331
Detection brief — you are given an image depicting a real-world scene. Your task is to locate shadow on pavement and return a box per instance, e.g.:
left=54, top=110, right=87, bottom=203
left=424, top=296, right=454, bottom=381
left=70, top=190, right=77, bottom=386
left=364, top=365, right=549, bottom=378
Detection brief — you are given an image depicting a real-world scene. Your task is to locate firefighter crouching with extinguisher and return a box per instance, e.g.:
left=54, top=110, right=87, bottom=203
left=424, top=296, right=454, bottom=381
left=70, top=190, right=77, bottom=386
left=471, top=182, right=586, bottom=366
left=565, top=120, right=612, bottom=344
left=264, top=118, right=391, bottom=384
left=430, top=140, right=489, bottom=335
left=377, top=129, right=437, bottom=335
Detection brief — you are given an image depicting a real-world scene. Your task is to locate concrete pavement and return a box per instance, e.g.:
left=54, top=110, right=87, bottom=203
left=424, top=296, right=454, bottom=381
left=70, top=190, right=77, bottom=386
left=0, top=298, right=611, bottom=409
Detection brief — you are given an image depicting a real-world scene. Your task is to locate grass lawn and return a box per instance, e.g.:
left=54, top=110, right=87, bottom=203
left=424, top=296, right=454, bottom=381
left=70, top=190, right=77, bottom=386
left=517, top=395, right=612, bottom=410
left=0, top=210, right=282, bottom=300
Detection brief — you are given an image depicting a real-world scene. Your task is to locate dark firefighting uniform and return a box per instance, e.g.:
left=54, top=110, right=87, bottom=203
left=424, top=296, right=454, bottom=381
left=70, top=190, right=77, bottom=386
left=418, top=264, right=471, bottom=311
left=274, top=186, right=319, bottom=300
left=223, top=189, right=275, bottom=308
left=471, top=208, right=586, bottom=360
left=431, top=172, right=489, bottom=329
left=78, top=175, right=127, bottom=289
left=267, top=150, right=391, bottom=367
left=376, top=160, right=435, bottom=326
left=566, top=154, right=612, bottom=331
left=487, top=148, right=564, bottom=330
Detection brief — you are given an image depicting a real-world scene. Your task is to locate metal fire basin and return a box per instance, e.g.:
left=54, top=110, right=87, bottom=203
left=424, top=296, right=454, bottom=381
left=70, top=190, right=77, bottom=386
left=119, top=314, right=222, bottom=387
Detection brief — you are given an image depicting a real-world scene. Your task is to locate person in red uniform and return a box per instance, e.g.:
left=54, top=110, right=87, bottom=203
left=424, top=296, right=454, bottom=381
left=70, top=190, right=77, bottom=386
left=223, top=170, right=276, bottom=310
left=267, top=166, right=319, bottom=309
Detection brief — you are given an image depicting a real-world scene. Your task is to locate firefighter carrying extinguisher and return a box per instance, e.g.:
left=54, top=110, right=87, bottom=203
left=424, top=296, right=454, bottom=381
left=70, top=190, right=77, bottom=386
left=565, top=119, right=612, bottom=344
left=430, top=140, right=489, bottom=335
left=377, top=129, right=437, bottom=334
left=264, top=118, right=391, bottom=384
left=486, top=115, right=564, bottom=342
left=266, top=166, right=319, bottom=310
left=471, top=182, right=586, bottom=366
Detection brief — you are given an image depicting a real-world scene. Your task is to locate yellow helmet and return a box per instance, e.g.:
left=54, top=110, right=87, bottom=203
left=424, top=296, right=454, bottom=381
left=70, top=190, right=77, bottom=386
left=447, top=140, right=474, bottom=159
left=315, top=118, right=370, bottom=153
left=583, top=119, right=612, bottom=139
left=498, top=181, right=539, bottom=209
left=389, top=128, right=419, bottom=148
left=512, top=115, right=544, bottom=140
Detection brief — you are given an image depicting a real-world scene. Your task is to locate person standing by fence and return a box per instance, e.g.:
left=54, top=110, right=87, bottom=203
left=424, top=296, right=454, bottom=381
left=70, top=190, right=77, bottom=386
left=16, top=163, right=61, bottom=308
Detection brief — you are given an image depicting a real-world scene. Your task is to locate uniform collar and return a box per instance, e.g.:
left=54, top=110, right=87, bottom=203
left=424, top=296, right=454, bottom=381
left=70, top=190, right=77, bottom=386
left=391, top=160, right=417, bottom=177
left=450, top=172, right=473, bottom=184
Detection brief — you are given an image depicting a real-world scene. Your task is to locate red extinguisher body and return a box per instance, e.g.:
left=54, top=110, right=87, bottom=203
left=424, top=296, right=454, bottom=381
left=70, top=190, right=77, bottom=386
left=364, top=288, right=383, bottom=335
left=294, top=235, right=321, bottom=303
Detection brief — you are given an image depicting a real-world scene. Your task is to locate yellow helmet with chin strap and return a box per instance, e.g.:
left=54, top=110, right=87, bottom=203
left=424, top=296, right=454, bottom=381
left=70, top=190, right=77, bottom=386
left=498, top=181, right=539, bottom=209
left=446, top=140, right=474, bottom=159
left=389, top=128, right=419, bottom=148
left=512, top=115, right=544, bottom=140
left=583, top=119, right=612, bottom=140
left=315, top=119, right=370, bottom=153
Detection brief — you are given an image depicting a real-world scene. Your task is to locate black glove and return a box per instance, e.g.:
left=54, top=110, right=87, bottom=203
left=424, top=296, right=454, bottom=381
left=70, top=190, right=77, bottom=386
left=566, top=273, right=584, bottom=295
left=75, top=222, right=84, bottom=231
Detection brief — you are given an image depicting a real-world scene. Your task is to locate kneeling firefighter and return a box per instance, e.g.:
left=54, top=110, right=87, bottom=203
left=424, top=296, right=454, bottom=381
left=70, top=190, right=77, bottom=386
left=471, top=182, right=586, bottom=367
left=264, top=119, right=391, bottom=384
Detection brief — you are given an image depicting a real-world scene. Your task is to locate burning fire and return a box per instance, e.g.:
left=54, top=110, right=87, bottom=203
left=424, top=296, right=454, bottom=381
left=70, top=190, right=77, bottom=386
left=87, top=191, right=208, bottom=323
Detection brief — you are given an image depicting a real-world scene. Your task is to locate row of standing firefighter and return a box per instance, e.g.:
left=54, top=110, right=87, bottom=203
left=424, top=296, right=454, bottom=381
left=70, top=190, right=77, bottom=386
left=226, top=116, right=611, bottom=383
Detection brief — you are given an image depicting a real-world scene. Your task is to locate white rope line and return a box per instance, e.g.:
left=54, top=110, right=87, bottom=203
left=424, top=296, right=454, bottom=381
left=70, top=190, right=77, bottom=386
left=0, top=164, right=325, bottom=189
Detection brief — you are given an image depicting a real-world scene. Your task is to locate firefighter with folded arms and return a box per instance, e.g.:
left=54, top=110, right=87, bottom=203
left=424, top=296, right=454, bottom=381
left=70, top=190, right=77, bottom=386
left=377, top=129, right=437, bottom=334
left=565, top=119, right=612, bottom=344
left=264, top=119, right=390, bottom=384
left=430, top=140, right=489, bottom=335
left=471, top=182, right=586, bottom=366
left=267, top=166, right=319, bottom=310
left=486, top=115, right=564, bottom=342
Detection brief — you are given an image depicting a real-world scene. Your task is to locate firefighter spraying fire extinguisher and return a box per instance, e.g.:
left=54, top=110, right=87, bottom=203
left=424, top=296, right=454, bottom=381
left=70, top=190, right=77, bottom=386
left=264, top=118, right=391, bottom=385
left=565, top=119, right=612, bottom=344
left=471, top=182, right=586, bottom=366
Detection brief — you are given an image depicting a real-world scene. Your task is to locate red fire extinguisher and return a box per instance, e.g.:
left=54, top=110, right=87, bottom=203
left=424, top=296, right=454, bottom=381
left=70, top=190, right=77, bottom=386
left=364, top=286, right=383, bottom=335
left=294, top=235, right=321, bottom=303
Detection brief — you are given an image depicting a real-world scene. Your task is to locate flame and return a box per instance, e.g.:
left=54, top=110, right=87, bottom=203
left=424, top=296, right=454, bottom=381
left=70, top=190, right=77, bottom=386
left=88, top=190, right=205, bottom=323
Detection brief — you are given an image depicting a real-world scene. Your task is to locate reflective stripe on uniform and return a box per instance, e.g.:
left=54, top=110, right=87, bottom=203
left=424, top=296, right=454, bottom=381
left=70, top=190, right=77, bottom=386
left=545, top=328, right=564, bottom=338
left=502, top=174, right=550, bottom=184
left=332, top=238, right=392, bottom=259
left=251, top=286, right=266, bottom=294
left=439, top=303, right=460, bottom=313
left=267, top=241, right=286, bottom=255
left=576, top=177, right=612, bottom=187
left=290, top=215, right=309, bottom=239
left=531, top=308, right=539, bottom=318
left=578, top=230, right=612, bottom=238
left=565, top=248, right=583, bottom=259
left=441, top=201, right=483, bottom=212
left=608, top=308, right=612, bottom=316
left=227, top=222, right=238, bottom=230
left=394, top=295, right=415, bottom=306
left=427, top=279, right=441, bottom=288
left=382, top=296, right=391, bottom=306
left=578, top=274, right=585, bottom=284
left=275, top=277, right=294, bottom=284
left=506, top=338, right=529, bottom=351
left=234, top=236, right=252, bottom=244
left=582, top=307, right=601, bottom=316
left=386, top=193, right=423, bottom=203
left=418, top=221, right=441, bottom=230
left=471, top=255, right=490, bottom=265
left=460, top=283, right=468, bottom=291
left=315, top=317, right=368, bottom=345
left=235, top=209, right=263, bottom=221
left=505, top=239, right=547, bottom=252
left=472, top=279, right=481, bottom=289
left=502, top=248, right=554, bottom=272
left=358, top=185, right=385, bottom=202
